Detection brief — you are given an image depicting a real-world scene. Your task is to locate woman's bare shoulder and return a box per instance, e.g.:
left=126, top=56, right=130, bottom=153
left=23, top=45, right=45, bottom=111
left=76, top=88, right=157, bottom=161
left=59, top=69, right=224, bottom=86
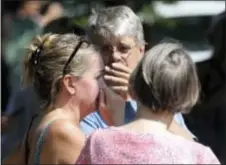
left=45, top=119, right=85, bottom=141
left=38, top=119, right=86, bottom=163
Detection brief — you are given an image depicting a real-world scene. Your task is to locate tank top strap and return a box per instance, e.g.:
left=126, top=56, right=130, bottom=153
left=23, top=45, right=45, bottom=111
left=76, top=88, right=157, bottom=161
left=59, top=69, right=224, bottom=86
left=33, top=119, right=59, bottom=165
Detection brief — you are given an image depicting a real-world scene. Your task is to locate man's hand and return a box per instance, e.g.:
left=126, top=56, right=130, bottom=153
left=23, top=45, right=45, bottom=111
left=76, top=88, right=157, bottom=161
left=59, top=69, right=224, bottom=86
left=104, top=62, right=132, bottom=100
left=98, top=89, right=113, bottom=126
left=98, top=86, right=126, bottom=126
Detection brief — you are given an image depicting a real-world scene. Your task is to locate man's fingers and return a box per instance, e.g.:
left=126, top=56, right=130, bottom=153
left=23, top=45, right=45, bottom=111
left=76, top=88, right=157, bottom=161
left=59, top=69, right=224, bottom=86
left=110, top=63, right=132, bottom=74
left=105, top=66, right=130, bottom=79
left=104, top=75, right=128, bottom=86
left=110, top=86, right=128, bottom=99
left=111, top=86, right=128, bottom=93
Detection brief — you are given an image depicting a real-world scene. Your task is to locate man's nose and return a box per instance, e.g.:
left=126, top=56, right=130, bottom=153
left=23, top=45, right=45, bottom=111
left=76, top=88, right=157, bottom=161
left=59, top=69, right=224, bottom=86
left=111, top=50, right=122, bottom=63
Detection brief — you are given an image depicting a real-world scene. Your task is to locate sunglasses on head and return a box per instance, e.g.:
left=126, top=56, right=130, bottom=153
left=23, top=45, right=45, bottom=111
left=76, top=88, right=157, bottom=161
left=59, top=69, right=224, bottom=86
left=62, top=36, right=89, bottom=75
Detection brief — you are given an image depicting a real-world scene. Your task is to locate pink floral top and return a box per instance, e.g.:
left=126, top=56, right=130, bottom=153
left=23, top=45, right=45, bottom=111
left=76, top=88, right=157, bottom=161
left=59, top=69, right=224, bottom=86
left=76, top=127, right=220, bottom=164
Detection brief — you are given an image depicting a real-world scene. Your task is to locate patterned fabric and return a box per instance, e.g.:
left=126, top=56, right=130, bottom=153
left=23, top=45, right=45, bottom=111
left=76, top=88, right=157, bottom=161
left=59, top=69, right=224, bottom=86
left=76, top=127, right=220, bottom=164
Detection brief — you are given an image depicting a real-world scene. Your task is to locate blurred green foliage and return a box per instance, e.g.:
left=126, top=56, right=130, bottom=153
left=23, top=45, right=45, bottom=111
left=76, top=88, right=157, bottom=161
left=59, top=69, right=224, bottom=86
left=71, top=16, right=89, bottom=27
left=62, top=0, right=178, bottom=27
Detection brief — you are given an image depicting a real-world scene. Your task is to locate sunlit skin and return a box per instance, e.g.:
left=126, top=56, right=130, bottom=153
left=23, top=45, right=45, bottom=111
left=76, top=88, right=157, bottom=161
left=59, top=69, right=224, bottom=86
left=3, top=55, right=105, bottom=164
left=100, top=35, right=144, bottom=99
left=95, top=35, right=144, bottom=126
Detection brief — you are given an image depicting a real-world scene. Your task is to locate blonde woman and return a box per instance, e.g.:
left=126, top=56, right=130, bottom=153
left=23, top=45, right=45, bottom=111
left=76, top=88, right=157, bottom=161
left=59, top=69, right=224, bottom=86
left=4, top=33, right=104, bottom=164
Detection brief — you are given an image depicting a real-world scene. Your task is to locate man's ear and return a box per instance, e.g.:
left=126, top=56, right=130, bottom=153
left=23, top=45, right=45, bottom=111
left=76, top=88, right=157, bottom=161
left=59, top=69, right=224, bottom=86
left=62, top=75, right=77, bottom=95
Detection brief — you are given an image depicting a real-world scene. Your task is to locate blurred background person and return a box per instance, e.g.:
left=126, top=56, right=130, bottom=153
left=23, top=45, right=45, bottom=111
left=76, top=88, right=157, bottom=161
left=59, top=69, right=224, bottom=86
left=4, top=0, right=63, bottom=98
left=1, top=0, right=64, bottom=160
left=1, top=56, right=10, bottom=131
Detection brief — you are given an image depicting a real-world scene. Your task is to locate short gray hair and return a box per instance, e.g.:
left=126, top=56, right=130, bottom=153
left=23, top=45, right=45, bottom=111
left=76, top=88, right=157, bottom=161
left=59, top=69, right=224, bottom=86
left=130, top=42, right=200, bottom=114
left=87, top=5, right=145, bottom=46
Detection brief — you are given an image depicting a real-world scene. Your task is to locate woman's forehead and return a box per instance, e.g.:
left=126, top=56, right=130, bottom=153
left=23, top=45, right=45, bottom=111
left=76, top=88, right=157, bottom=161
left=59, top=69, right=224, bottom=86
left=89, top=54, right=104, bottom=69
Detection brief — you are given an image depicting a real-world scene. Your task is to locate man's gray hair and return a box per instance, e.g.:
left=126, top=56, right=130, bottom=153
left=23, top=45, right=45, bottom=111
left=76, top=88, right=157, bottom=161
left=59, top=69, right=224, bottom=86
left=87, top=5, right=145, bottom=46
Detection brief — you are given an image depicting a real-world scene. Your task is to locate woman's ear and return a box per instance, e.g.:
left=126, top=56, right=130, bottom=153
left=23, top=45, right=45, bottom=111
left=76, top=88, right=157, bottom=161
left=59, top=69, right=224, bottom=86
left=62, top=75, right=77, bottom=95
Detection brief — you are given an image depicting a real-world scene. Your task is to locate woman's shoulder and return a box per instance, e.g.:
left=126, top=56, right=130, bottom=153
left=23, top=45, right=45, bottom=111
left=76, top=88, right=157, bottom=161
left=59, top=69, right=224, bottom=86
left=45, top=119, right=83, bottom=136
left=37, top=118, right=85, bottom=144
left=87, top=127, right=140, bottom=140
left=84, top=127, right=160, bottom=151
left=85, top=127, right=220, bottom=164
left=197, top=146, right=220, bottom=164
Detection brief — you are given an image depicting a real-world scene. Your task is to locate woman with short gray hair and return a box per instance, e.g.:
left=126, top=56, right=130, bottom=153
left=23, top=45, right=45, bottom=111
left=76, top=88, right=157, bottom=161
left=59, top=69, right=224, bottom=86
left=76, top=42, right=219, bottom=164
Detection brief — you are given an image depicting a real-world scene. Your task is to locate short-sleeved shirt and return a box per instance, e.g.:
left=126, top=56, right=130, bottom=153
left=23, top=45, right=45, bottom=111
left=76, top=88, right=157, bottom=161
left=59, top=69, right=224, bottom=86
left=76, top=127, right=219, bottom=164
left=79, top=100, right=195, bottom=138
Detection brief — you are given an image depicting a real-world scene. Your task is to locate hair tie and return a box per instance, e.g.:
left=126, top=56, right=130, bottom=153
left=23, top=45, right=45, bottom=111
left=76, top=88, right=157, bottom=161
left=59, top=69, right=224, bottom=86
left=31, top=46, right=42, bottom=66
left=30, top=36, right=51, bottom=67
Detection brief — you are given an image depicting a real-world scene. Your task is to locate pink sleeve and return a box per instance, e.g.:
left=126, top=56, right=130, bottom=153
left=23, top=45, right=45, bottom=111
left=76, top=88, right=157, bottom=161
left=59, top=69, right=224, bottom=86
left=203, top=147, right=221, bottom=164
left=75, top=136, right=92, bottom=164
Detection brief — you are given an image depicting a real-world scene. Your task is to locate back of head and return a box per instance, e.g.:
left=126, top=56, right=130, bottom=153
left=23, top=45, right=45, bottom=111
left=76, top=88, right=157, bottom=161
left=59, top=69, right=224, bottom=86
left=87, top=5, right=144, bottom=46
left=130, top=42, right=200, bottom=113
left=23, top=33, right=98, bottom=108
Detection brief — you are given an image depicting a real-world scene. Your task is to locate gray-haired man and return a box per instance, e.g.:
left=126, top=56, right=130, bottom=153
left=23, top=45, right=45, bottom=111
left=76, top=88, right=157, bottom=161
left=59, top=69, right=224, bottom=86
left=79, top=5, right=196, bottom=139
